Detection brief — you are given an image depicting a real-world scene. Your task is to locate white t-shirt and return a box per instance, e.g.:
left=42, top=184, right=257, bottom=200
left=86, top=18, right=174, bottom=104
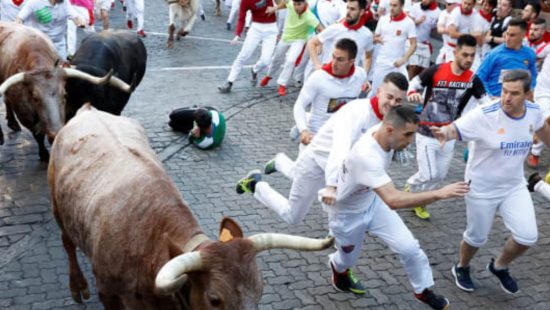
left=308, top=97, right=384, bottom=186
left=374, top=14, right=416, bottom=64
left=535, top=54, right=550, bottom=98
left=315, top=0, right=346, bottom=27
left=1, top=0, right=26, bottom=21
left=447, top=7, right=481, bottom=46
left=317, top=22, right=374, bottom=67
left=294, top=67, right=366, bottom=133
left=408, top=2, right=440, bottom=43
left=378, top=0, right=412, bottom=16
left=454, top=101, right=545, bottom=198
left=17, top=0, right=78, bottom=44
left=437, top=9, right=452, bottom=49
left=325, top=125, right=393, bottom=214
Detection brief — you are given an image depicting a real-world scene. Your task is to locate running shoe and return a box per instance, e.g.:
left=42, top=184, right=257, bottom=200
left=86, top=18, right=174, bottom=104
left=218, top=81, right=232, bottom=93
left=414, top=206, right=430, bottom=220
left=527, top=154, right=539, bottom=168
left=236, top=170, right=262, bottom=194
left=264, top=158, right=277, bottom=175
left=250, top=68, right=258, bottom=86
left=127, top=19, right=133, bottom=29
left=451, top=264, right=475, bottom=292
left=487, top=258, right=519, bottom=294
left=137, top=30, right=146, bottom=38
left=278, top=85, right=287, bottom=96
left=226, top=22, right=231, bottom=31
left=330, top=262, right=366, bottom=295
left=545, top=170, right=550, bottom=184
left=260, top=76, right=271, bottom=87
left=414, top=289, right=450, bottom=310
left=527, top=172, right=542, bottom=192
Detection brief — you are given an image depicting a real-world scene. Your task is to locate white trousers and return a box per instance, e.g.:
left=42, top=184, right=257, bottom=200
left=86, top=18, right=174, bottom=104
left=126, top=0, right=144, bottom=31
left=463, top=187, right=538, bottom=248
left=67, top=6, right=94, bottom=56
left=266, top=40, right=306, bottom=86
left=531, top=93, right=550, bottom=156
left=327, top=197, right=435, bottom=294
left=274, top=152, right=296, bottom=180
left=370, top=61, right=408, bottom=97
left=276, top=9, right=287, bottom=34
left=293, top=47, right=309, bottom=83
left=227, top=0, right=251, bottom=25
left=407, top=134, right=456, bottom=192
left=534, top=180, right=550, bottom=201
left=435, top=45, right=451, bottom=64
left=408, top=42, right=431, bottom=68
left=227, top=22, right=278, bottom=83
left=254, top=149, right=324, bottom=224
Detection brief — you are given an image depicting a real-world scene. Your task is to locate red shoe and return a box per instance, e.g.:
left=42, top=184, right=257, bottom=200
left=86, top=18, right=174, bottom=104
left=137, top=30, right=146, bottom=38
left=527, top=154, right=539, bottom=168
left=278, top=85, right=286, bottom=96
left=260, top=76, right=271, bottom=87
left=111, top=1, right=115, bottom=9
left=127, top=19, right=133, bottom=29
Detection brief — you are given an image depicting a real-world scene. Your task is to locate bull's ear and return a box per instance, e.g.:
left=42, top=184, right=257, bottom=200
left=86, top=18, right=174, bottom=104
left=219, top=217, right=243, bottom=242
left=164, top=233, right=184, bottom=259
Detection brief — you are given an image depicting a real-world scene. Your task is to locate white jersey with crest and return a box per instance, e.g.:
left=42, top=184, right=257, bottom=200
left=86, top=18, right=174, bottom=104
left=374, top=14, right=416, bottom=65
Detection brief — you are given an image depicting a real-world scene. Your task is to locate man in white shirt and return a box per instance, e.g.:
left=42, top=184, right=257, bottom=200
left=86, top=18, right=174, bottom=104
left=370, top=0, right=416, bottom=96
left=322, top=105, right=468, bottom=308
left=125, top=0, right=145, bottom=37
left=406, top=0, right=440, bottom=79
left=432, top=69, right=550, bottom=294
left=235, top=72, right=408, bottom=225
left=445, top=0, right=481, bottom=64
left=1, top=0, right=26, bottom=21
left=435, top=0, right=460, bottom=64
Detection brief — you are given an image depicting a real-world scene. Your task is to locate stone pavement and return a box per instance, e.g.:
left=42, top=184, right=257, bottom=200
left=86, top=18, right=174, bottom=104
left=1, top=1, right=550, bottom=309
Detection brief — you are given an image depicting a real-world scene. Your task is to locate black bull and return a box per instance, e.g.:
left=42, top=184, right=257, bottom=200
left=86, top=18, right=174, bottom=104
left=65, top=31, right=147, bottom=120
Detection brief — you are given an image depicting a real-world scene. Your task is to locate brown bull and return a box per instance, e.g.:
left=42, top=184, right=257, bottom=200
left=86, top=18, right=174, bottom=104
left=0, top=22, right=131, bottom=161
left=48, top=105, right=333, bottom=309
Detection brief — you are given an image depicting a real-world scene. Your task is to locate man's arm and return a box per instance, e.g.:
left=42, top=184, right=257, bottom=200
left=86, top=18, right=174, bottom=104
left=234, top=0, right=249, bottom=38
left=374, top=180, right=469, bottom=210
left=266, top=0, right=287, bottom=14
left=293, top=77, right=317, bottom=144
left=394, top=37, right=416, bottom=67
left=447, top=24, right=462, bottom=39
left=535, top=118, right=550, bottom=148
left=307, top=36, right=324, bottom=70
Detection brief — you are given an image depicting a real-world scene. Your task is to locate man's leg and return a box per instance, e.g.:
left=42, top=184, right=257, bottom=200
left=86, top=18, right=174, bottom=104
left=264, top=40, right=290, bottom=84
left=253, top=24, right=278, bottom=75
left=101, top=8, right=110, bottom=30
left=226, top=24, right=262, bottom=83
left=135, top=0, right=145, bottom=32
left=277, top=40, right=305, bottom=87
left=267, top=152, right=296, bottom=179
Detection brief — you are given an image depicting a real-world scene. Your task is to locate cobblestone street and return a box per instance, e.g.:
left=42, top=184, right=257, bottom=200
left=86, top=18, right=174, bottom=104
left=1, top=0, right=550, bottom=309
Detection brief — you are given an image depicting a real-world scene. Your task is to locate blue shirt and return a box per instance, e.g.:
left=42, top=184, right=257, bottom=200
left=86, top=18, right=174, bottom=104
left=476, top=44, right=537, bottom=97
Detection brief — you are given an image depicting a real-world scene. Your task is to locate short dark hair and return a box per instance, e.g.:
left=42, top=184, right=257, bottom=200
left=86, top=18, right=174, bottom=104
left=456, top=34, right=477, bottom=49
left=508, top=18, right=528, bottom=32
left=335, top=38, right=358, bottom=60
left=193, top=108, right=212, bottom=130
left=485, top=0, right=497, bottom=8
left=383, top=106, right=419, bottom=128
left=347, top=0, right=367, bottom=10
left=533, top=17, right=547, bottom=27
left=526, top=2, right=541, bottom=17
left=396, top=0, right=405, bottom=6
left=383, top=72, right=408, bottom=91
left=502, top=69, right=531, bottom=93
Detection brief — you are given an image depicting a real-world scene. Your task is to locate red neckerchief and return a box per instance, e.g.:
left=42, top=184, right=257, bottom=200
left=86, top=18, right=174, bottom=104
left=391, top=12, right=407, bottom=22
left=421, top=1, right=438, bottom=11
left=460, top=5, right=473, bottom=15
left=529, top=36, right=545, bottom=46
left=478, top=9, right=492, bottom=23
left=342, top=12, right=368, bottom=30
left=322, top=62, right=356, bottom=78
left=370, top=96, right=383, bottom=120
left=12, top=0, right=24, bottom=6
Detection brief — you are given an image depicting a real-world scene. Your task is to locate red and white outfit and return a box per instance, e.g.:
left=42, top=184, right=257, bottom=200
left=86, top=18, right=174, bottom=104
left=0, top=0, right=26, bottom=21
left=67, top=0, right=95, bottom=57
left=408, top=1, right=440, bottom=68
left=226, top=0, right=278, bottom=83
left=370, top=12, right=416, bottom=95
left=324, top=126, right=436, bottom=294
left=125, top=0, right=144, bottom=32
left=304, top=14, right=373, bottom=80
left=530, top=46, right=550, bottom=157
left=435, top=8, right=452, bottom=64
left=444, top=6, right=481, bottom=64
left=253, top=66, right=366, bottom=225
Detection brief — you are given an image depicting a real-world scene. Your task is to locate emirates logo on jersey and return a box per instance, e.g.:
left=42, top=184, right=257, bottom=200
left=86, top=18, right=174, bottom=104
left=396, top=29, right=402, bottom=36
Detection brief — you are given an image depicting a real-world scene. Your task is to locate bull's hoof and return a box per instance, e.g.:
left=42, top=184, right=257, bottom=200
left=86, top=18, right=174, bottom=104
left=176, top=30, right=189, bottom=40
left=70, top=288, right=90, bottom=304
left=167, top=40, right=174, bottom=48
left=39, top=150, right=50, bottom=162
left=7, top=120, right=21, bottom=132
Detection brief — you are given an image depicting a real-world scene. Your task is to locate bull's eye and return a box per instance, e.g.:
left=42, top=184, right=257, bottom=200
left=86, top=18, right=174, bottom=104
left=208, top=294, right=222, bottom=307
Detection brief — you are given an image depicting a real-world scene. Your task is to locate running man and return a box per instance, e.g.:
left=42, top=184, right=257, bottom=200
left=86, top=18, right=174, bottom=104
left=1, top=0, right=26, bottom=21
left=322, top=106, right=468, bottom=309
left=125, top=0, right=145, bottom=37
left=406, top=0, right=440, bottom=79
left=235, top=72, right=407, bottom=225
left=404, top=34, right=489, bottom=220
left=218, top=0, right=278, bottom=93
left=434, top=0, right=460, bottom=64
left=432, top=69, right=550, bottom=294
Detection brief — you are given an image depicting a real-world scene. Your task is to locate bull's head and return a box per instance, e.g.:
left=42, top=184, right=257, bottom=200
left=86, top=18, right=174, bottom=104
left=155, top=217, right=334, bottom=309
left=0, top=67, right=132, bottom=143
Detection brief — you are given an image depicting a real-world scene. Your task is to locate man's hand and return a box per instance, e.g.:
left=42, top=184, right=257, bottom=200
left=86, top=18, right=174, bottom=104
left=361, top=81, right=371, bottom=93
left=300, top=129, right=313, bottom=145
left=321, top=186, right=337, bottom=206
left=436, top=181, right=470, bottom=199
left=190, top=127, right=201, bottom=138
left=74, top=17, right=85, bottom=28
left=265, top=6, right=277, bottom=14
left=393, top=57, right=406, bottom=68
left=430, top=126, right=448, bottom=146
left=415, top=15, right=426, bottom=25
left=230, top=35, right=240, bottom=45
left=408, top=92, right=423, bottom=103
left=314, top=63, right=322, bottom=71
left=374, top=35, right=384, bottom=45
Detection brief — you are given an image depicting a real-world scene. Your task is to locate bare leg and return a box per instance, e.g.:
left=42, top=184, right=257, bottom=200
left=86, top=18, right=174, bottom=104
left=32, top=132, right=49, bottom=162
left=168, top=24, right=175, bottom=48
left=101, top=9, right=109, bottom=30
left=62, top=233, right=90, bottom=303
left=5, top=103, right=21, bottom=131
left=215, top=0, right=221, bottom=16
left=458, top=240, right=479, bottom=267
left=495, top=238, right=529, bottom=269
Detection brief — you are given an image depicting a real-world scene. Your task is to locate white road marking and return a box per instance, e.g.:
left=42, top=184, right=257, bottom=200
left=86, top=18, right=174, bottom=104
left=151, top=65, right=252, bottom=72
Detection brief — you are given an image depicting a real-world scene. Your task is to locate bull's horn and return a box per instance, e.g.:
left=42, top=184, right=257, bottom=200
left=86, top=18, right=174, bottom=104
left=155, top=252, right=203, bottom=295
left=0, top=72, right=26, bottom=95
left=249, top=233, right=335, bottom=253
left=63, top=68, right=113, bottom=85
left=107, top=75, right=132, bottom=93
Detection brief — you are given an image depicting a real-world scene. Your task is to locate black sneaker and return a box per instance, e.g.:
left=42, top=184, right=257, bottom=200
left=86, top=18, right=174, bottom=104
left=264, top=158, right=277, bottom=175
left=236, top=170, right=262, bottom=194
left=527, top=172, right=542, bottom=192
left=218, top=81, right=232, bottom=93
left=451, top=264, right=475, bottom=292
left=414, top=289, right=449, bottom=310
left=330, top=262, right=366, bottom=294
left=250, top=68, right=258, bottom=86
left=487, top=258, right=519, bottom=294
